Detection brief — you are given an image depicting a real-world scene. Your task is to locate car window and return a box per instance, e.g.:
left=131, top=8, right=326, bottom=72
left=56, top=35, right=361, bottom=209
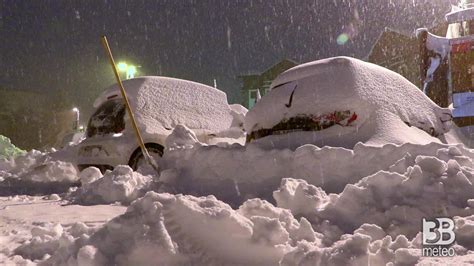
left=86, top=99, right=126, bottom=138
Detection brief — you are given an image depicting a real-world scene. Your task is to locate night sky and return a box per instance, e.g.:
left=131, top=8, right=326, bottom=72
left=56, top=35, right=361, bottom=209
left=1, top=0, right=453, bottom=118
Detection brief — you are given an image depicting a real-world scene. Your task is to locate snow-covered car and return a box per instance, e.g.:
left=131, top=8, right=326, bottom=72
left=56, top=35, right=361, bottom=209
left=77, top=76, right=245, bottom=172
left=244, top=56, right=453, bottom=149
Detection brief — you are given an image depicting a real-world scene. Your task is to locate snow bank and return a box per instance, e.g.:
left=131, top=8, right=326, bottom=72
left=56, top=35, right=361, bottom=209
left=159, top=141, right=474, bottom=199
left=40, top=185, right=474, bottom=265
left=94, top=76, right=235, bottom=135
left=13, top=222, right=100, bottom=264
left=229, top=104, right=247, bottom=128
left=75, top=165, right=151, bottom=204
left=0, top=135, right=25, bottom=159
left=0, top=150, right=78, bottom=183
left=0, top=147, right=80, bottom=195
left=161, top=139, right=474, bottom=238
left=45, top=192, right=318, bottom=265
left=244, top=57, right=452, bottom=148
left=164, top=124, right=201, bottom=150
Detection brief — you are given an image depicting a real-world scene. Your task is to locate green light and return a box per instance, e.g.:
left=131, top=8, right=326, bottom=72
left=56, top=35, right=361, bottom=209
left=337, top=33, right=350, bottom=45
left=117, top=62, right=128, bottom=72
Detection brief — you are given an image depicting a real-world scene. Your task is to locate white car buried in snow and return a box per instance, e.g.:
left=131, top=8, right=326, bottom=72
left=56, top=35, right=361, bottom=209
left=77, top=76, right=246, bottom=172
left=245, top=57, right=453, bottom=149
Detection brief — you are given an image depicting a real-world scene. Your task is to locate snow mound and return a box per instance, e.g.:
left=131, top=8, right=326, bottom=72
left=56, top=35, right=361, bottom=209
left=0, top=135, right=25, bottom=159
left=75, top=165, right=151, bottom=204
left=14, top=222, right=99, bottom=264
left=229, top=104, right=247, bottom=128
left=16, top=160, right=78, bottom=184
left=271, top=151, right=474, bottom=239
left=0, top=145, right=79, bottom=181
left=45, top=192, right=325, bottom=265
left=165, top=124, right=201, bottom=149
left=244, top=57, right=452, bottom=148
left=0, top=149, right=79, bottom=196
left=160, top=141, right=474, bottom=202
left=94, top=76, right=234, bottom=135
left=41, top=188, right=474, bottom=265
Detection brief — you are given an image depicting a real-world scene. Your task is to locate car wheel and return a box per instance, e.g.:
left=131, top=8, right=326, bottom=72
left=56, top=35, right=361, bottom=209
left=128, top=143, right=164, bottom=171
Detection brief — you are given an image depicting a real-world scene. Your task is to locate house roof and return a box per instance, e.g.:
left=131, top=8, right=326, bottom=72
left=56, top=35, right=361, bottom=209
left=238, top=58, right=298, bottom=78
left=446, top=7, right=474, bottom=23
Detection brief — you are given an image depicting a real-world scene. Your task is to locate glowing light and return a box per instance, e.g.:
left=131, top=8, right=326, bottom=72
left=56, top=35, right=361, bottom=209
left=71, top=107, right=80, bottom=131
left=127, top=65, right=137, bottom=79
left=117, top=62, right=128, bottom=72
left=337, top=33, right=350, bottom=45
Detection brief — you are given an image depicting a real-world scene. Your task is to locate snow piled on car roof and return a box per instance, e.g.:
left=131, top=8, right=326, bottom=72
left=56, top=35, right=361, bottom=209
left=94, top=76, right=234, bottom=135
left=244, top=57, right=452, bottom=148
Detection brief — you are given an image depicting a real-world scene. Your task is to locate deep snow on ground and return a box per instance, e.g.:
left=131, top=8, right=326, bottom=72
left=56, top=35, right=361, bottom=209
left=2, top=127, right=474, bottom=265
left=3, top=57, right=474, bottom=265
left=0, top=196, right=126, bottom=265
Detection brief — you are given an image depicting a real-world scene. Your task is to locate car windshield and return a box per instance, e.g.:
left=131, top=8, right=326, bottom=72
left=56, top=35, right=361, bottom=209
left=86, top=99, right=126, bottom=138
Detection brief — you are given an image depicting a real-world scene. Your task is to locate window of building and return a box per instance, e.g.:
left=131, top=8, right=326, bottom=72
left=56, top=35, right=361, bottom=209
left=248, top=89, right=258, bottom=108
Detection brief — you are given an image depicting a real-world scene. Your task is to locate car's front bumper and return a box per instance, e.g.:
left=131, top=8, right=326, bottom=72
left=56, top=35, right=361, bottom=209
left=76, top=134, right=136, bottom=169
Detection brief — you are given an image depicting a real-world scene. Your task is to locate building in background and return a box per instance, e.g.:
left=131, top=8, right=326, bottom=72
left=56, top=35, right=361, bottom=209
left=0, top=88, right=75, bottom=150
left=367, top=23, right=448, bottom=90
left=238, top=59, right=298, bottom=109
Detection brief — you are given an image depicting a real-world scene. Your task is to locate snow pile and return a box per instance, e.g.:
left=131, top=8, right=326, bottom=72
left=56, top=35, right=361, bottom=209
left=229, top=104, right=247, bottom=128
left=244, top=57, right=452, bottom=149
left=160, top=141, right=474, bottom=201
left=160, top=142, right=474, bottom=233
left=76, top=165, right=152, bottom=204
left=18, top=160, right=77, bottom=184
left=8, top=139, right=474, bottom=265
left=0, top=135, right=25, bottom=159
left=45, top=192, right=318, bottom=265
left=164, top=124, right=201, bottom=150
left=0, top=149, right=78, bottom=186
left=94, top=76, right=235, bottom=136
left=13, top=222, right=99, bottom=264
left=40, top=185, right=474, bottom=265
left=274, top=164, right=474, bottom=239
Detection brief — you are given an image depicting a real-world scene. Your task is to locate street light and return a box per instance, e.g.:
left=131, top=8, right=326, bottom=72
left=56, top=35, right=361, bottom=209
left=127, top=65, right=137, bottom=79
left=72, top=107, right=79, bottom=131
left=116, top=61, right=138, bottom=79
left=117, top=62, right=128, bottom=72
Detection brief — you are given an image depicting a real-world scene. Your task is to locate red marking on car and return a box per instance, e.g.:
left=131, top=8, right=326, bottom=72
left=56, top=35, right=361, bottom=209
left=107, top=95, right=119, bottom=100
left=347, top=113, right=358, bottom=124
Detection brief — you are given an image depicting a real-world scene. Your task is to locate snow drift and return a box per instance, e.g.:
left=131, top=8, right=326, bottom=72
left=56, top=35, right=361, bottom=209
left=0, top=148, right=79, bottom=196
left=75, top=165, right=152, bottom=204
left=245, top=57, right=452, bottom=148
left=5, top=130, right=474, bottom=264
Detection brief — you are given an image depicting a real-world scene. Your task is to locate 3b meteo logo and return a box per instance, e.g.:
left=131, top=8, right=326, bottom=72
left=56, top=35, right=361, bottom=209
left=422, top=218, right=456, bottom=257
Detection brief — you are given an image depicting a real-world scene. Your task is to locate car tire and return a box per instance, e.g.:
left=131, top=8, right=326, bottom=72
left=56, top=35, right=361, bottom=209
left=128, top=143, right=164, bottom=171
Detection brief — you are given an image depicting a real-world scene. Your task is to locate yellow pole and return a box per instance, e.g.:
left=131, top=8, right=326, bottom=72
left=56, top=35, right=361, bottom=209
left=100, top=36, right=159, bottom=171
